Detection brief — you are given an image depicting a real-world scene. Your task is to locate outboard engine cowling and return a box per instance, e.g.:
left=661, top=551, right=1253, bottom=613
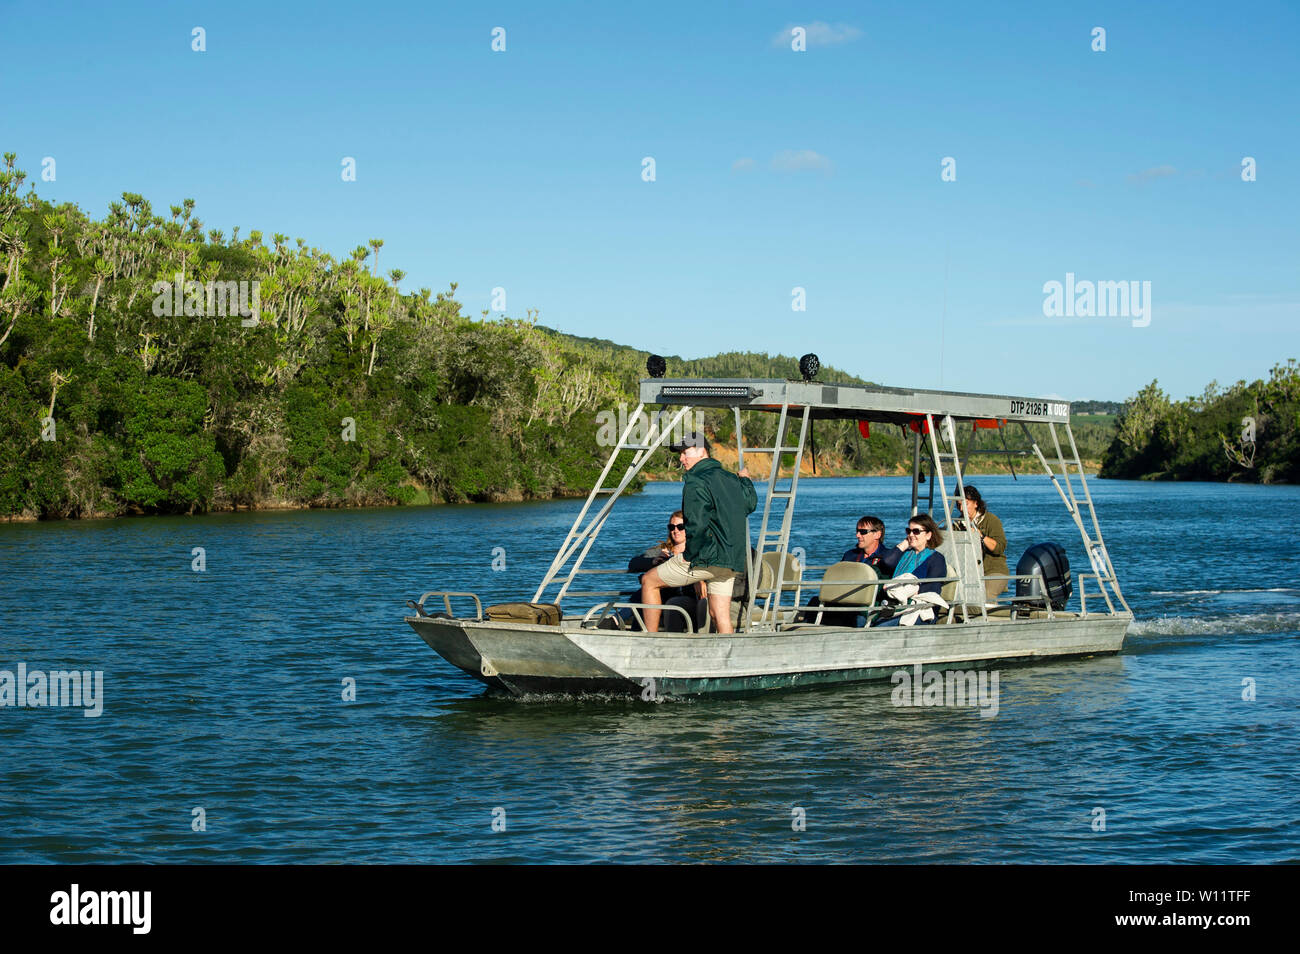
left=1015, top=542, right=1072, bottom=612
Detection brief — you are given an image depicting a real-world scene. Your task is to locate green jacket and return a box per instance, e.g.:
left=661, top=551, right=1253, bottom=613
left=681, top=458, right=758, bottom=572
left=978, top=510, right=1008, bottom=580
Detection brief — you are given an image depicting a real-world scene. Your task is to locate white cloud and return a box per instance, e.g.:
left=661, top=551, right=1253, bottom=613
left=770, top=149, right=833, bottom=174
left=731, top=157, right=756, bottom=173
left=772, top=21, right=863, bottom=48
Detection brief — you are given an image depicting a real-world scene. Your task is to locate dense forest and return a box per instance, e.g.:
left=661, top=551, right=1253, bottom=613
left=1, top=156, right=909, bottom=518
left=1099, top=363, right=1299, bottom=483
left=8, top=155, right=1273, bottom=521
left=1, top=154, right=635, bottom=517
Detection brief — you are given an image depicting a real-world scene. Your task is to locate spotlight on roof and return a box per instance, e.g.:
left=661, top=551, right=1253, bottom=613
left=799, top=353, right=820, bottom=382
left=646, top=354, right=667, bottom=378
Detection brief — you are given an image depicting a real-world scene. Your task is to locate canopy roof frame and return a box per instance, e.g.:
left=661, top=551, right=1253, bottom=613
left=641, top=378, right=1072, bottom=426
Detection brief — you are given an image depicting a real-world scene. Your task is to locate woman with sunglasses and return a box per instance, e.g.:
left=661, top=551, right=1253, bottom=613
left=874, top=514, right=949, bottom=626
left=625, top=511, right=706, bottom=631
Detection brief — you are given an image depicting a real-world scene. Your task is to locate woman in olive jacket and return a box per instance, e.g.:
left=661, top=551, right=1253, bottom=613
left=963, top=485, right=1008, bottom=602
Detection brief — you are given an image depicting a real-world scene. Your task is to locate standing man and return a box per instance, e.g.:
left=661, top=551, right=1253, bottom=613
left=640, top=431, right=756, bottom=633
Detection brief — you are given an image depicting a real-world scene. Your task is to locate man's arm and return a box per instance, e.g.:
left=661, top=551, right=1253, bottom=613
left=879, top=546, right=903, bottom=575
left=737, top=468, right=757, bottom=514
left=681, top=478, right=709, bottom=565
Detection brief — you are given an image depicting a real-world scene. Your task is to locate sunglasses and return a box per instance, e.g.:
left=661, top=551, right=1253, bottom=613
left=906, top=528, right=927, bottom=536
left=668, top=523, right=686, bottom=531
left=856, top=528, right=878, bottom=534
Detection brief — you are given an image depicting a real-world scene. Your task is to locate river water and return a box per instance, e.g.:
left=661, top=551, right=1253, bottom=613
left=1, top=475, right=1297, bottom=863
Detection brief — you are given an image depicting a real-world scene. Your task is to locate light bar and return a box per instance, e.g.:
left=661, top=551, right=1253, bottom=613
left=658, top=385, right=760, bottom=400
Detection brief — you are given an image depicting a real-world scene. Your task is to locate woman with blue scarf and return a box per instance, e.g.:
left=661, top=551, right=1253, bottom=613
left=874, top=514, right=948, bottom=626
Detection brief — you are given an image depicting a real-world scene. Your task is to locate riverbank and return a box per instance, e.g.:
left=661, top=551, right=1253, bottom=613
left=2, top=459, right=1106, bottom=522
left=645, top=442, right=1101, bottom=481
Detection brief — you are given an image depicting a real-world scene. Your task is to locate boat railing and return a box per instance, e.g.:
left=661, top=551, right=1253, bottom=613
left=407, top=591, right=484, bottom=621
left=536, top=567, right=639, bottom=601
left=798, top=569, right=1115, bottom=624
left=1075, top=572, right=1124, bottom=617
left=555, top=562, right=1127, bottom=628
left=975, top=570, right=1128, bottom=619
left=581, top=601, right=695, bottom=634
left=793, top=563, right=883, bottom=618
left=784, top=572, right=961, bottom=628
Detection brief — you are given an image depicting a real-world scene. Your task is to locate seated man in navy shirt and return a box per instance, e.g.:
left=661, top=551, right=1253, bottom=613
left=806, top=515, right=892, bottom=627
left=843, top=515, right=893, bottom=578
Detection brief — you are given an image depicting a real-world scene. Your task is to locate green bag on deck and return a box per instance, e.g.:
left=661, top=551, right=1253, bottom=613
left=485, top=602, right=562, bottom=625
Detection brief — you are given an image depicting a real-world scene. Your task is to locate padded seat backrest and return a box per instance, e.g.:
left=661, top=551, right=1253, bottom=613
left=818, top=561, right=879, bottom=607
left=751, top=550, right=803, bottom=623
left=757, top=551, right=802, bottom=594
left=938, top=532, right=986, bottom=606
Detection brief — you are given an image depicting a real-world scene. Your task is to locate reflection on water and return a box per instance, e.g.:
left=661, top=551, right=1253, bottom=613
left=1, top=477, right=1298, bottom=862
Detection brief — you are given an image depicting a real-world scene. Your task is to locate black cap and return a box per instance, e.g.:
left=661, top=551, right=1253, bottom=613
left=668, top=430, right=710, bottom=453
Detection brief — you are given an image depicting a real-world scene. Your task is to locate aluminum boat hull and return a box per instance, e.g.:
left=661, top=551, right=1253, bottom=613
left=404, top=613, right=1131, bottom=697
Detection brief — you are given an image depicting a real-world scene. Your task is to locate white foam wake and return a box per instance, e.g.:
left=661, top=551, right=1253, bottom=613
left=1127, top=613, right=1300, bottom=638
left=1147, top=588, right=1300, bottom=596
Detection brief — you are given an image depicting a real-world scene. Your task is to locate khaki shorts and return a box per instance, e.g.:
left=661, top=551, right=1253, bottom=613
left=654, top=553, right=737, bottom=598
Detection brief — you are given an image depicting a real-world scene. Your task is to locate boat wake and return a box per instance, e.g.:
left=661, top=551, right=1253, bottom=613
left=1127, top=611, right=1300, bottom=642
left=1148, top=587, right=1300, bottom=596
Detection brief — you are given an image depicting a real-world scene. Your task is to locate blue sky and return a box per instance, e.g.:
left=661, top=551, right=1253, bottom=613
left=4, top=0, right=1297, bottom=400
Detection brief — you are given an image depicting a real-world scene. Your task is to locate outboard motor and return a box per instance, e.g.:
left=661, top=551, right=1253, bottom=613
left=1015, top=543, right=1072, bottom=613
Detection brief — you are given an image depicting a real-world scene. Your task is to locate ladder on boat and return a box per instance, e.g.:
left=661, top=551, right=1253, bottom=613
left=739, top=402, right=811, bottom=630
left=1015, top=420, right=1131, bottom=614
left=914, top=412, right=1128, bottom=616
left=532, top=403, right=695, bottom=606
left=922, top=414, right=990, bottom=617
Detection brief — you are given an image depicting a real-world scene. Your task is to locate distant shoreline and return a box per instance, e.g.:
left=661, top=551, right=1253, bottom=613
left=0, top=469, right=1106, bottom=522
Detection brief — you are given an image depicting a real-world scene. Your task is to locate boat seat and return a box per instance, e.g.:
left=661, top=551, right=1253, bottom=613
left=817, top=561, right=880, bottom=606
left=811, top=561, right=879, bottom=619
left=782, top=561, right=880, bottom=628
left=715, top=550, right=802, bottom=631
left=938, top=532, right=988, bottom=611
left=753, top=551, right=803, bottom=623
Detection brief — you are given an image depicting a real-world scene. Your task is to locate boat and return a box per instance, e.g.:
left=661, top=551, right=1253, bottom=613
left=404, top=361, right=1132, bottom=698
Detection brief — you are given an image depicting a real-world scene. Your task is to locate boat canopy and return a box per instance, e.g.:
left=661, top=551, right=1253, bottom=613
left=529, top=375, right=1126, bottom=632
left=639, top=378, right=1071, bottom=425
